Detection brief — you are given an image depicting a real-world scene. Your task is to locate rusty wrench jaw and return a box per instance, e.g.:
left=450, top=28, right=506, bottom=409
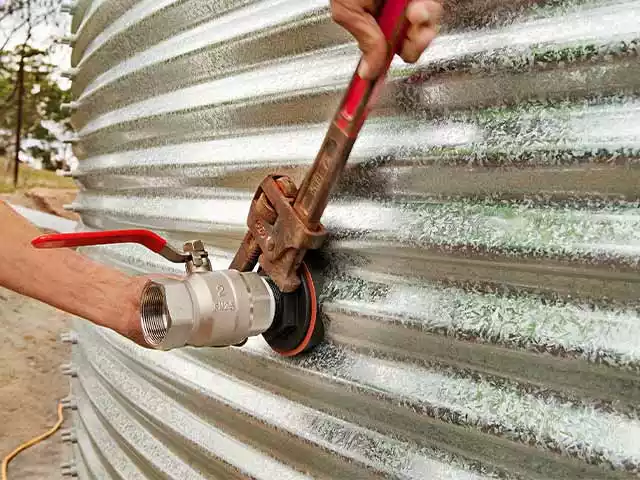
left=231, top=0, right=411, bottom=293
left=229, top=121, right=355, bottom=292
left=229, top=175, right=327, bottom=292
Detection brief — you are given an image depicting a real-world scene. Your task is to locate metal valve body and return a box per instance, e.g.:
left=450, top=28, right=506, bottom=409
left=141, top=269, right=275, bottom=349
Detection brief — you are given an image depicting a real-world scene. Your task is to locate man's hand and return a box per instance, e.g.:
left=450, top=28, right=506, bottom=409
left=331, top=0, right=443, bottom=79
left=1, top=200, right=157, bottom=348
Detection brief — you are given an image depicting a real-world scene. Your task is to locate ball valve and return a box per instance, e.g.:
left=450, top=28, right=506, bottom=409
left=32, top=230, right=322, bottom=356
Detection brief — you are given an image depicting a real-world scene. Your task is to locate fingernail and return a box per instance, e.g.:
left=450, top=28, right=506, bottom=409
left=419, top=6, right=430, bottom=23
left=358, top=58, right=371, bottom=79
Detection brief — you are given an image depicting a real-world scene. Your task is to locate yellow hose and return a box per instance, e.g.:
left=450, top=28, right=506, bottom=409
left=1, top=403, right=64, bottom=480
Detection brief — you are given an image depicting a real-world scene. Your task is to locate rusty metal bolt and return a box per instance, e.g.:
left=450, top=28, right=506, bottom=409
left=61, top=429, right=78, bottom=443
left=60, top=396, right=78, bottom=410
left=60, top=1, right=76, bottom=14
left=59, top=34, right=77, bottom=46
left=60, top=331, right=78, bottom=344
left=255, top=194, right=277, bottom=224
left=60, top=363, right=78, bottom=377
left=61, top=461, right=78, bottom=477
left=183, top=240, right=205, bottom=253
left=275, top=176, right=298, bottom=199
left=60, top=68, right=78, bottom=79
left=182, top=240, right=211, bottom=272
left=60, top=101, right=80, bottom=113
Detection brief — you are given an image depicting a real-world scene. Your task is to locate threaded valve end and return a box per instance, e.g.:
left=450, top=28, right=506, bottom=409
left=140, top=283, right=170, bottom=347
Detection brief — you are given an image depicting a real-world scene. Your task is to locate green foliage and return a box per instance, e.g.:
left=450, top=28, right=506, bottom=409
left=0, top=44, right=72, bottom=170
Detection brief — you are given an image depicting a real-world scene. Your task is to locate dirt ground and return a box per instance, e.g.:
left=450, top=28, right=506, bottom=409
left=1, top=188, right=79, bottom=221
left=1, top=189, right=75, bottom=479
left=0, top=287, right=70, bottom=479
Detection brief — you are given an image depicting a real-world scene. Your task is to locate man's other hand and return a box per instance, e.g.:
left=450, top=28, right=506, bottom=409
left=331, top=0, right=443, bottom=79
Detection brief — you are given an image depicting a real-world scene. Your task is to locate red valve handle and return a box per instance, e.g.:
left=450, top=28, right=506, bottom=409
left=33, top=230, right=167, bottom=253
left=335, top=0, right=411, bottom=137
left=32, top=230, right=190, bottom=263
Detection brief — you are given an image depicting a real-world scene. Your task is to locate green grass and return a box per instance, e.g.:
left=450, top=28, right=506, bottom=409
left=0, top=157, right=76, bottom=193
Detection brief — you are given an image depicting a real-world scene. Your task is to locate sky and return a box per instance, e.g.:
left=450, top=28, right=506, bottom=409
left=1, top=0, right=72, bottom=87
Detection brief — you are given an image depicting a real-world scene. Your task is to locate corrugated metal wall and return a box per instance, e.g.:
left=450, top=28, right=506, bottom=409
left=64, top=0, right=640, bottom=478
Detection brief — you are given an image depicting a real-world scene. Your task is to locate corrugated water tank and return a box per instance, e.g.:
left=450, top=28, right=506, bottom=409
left=62, top=0, right=640, bottom=478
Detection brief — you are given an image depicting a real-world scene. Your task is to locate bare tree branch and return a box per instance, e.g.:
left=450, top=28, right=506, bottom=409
left=0, top=16, right=30, bottom=52
left=0, top=9, right=56, bottom=57
left=0, top=0, right=58, bottom=53
left=0, top=9, right=14, bottom=24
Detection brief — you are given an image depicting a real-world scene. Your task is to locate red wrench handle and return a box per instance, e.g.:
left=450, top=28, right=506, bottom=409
left=335, top=0, right=411, bottom=137
left=292, top=0, right=410, bottom=229
left=33, top=230, right=167, bottom=252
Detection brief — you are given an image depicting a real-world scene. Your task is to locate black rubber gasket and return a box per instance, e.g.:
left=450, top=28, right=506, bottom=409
left=261, top=263, right=323, bottom=356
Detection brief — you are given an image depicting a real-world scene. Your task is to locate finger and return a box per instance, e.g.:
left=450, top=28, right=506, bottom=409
left=145, top=273, right=184, bottom=282
left=331, top=1, right=387, bottom=79
left=407, top=0, right=444, bottom=27
left=400, top=25, right=437, bottom=63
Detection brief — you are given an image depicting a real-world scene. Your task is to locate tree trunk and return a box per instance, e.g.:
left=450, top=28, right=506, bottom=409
left=13, top=50, right=26, bottom=188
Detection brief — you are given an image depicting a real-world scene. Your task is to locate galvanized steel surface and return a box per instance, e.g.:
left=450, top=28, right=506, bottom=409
left=9, top=204, right=78, bottom=233
left=65, top=0, right=640, bottom=478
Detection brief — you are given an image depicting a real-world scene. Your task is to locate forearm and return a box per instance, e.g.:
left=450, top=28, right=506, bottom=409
left=0, top=200, right=149, bottom=346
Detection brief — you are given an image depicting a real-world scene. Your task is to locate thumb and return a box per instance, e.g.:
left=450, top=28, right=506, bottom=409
left=331, top=2, right=387, bottom=79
